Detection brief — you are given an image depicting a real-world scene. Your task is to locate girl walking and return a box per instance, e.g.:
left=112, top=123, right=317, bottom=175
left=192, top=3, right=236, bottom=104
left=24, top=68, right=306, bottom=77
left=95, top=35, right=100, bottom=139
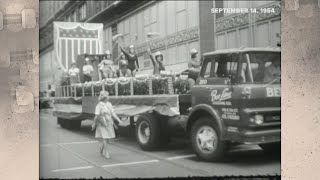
left=92, top=91, right=122, bottom=159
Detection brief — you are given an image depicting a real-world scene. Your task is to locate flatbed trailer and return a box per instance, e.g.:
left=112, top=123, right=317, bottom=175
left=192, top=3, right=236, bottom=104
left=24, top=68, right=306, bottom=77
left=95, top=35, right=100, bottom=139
left=53, top=76, right=192, bottom=150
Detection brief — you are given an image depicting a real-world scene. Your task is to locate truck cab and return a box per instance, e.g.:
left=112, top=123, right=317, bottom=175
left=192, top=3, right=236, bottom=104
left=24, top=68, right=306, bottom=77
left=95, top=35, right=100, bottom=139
left=187, top=47, right=280, bottom=161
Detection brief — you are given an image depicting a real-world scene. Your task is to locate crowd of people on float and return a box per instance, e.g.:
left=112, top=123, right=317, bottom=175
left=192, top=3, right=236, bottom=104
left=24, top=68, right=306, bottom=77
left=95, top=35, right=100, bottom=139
left=65, top=45, right=201, bottom=85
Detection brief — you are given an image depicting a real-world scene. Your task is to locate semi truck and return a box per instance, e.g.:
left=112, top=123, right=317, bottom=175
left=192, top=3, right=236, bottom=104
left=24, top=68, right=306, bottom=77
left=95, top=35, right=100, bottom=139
left=52, top=47, right=281, bottom=161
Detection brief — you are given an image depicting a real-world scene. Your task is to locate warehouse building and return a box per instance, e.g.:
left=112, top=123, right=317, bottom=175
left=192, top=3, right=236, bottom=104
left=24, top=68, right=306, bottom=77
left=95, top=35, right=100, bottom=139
left=40, top=0, right=280, bottom=91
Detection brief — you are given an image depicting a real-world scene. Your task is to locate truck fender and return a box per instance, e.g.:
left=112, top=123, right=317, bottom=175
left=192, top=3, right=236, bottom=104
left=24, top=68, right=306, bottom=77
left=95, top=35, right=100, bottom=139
left=186, top=104, right=225, bottom=139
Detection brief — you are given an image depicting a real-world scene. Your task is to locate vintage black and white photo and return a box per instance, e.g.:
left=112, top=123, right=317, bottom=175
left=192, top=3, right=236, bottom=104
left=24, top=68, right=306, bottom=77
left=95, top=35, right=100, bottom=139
left=39, top=0, right=281, bottom=178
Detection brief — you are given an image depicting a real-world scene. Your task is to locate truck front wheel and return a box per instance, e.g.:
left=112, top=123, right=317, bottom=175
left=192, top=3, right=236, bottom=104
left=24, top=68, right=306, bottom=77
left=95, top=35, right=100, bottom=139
left=190, top=117, right=227, bottom=161
left=135, top=113, right=169, bottom=151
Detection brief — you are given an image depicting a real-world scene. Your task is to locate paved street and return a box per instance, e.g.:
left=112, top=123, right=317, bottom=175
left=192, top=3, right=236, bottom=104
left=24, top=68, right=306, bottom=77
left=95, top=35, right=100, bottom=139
left=40, top=109, right=280, bottom=179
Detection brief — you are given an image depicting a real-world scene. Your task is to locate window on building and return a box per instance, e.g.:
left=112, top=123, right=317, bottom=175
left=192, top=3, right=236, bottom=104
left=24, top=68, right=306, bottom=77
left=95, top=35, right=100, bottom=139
left=104, top=27, right=112, bottom=53
left=95, top=1, right=102, bottom=13
left=144, top=4, right=158, bottom=41
left=176, top=1, right=187, bottom=32
left=177, top=44, right=188, bottom=63
left=166, top=1, right=176, bottom=35
left=72, top=10, right=77, bottom=22
left=79, top=3, right=87, bottom=20
left=67, top=14, right=72, bottom=22
left=187, top=1, right=199, bottom=28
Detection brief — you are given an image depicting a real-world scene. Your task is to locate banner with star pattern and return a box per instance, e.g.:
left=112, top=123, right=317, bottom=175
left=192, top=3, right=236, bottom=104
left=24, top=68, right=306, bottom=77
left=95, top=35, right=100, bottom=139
left=53, top=22, right=103, bottom=72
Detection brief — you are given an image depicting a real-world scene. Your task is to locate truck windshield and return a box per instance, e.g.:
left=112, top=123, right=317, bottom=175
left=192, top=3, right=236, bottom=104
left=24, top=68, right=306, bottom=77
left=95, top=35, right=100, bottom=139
left=240, top=52, right=280, bottom=84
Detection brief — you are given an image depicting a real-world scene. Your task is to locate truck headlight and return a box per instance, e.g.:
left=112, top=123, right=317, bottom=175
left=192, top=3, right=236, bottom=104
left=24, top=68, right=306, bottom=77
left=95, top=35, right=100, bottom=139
left=242, top=87, right=252, bottom=99
left=250, top=114, right=264, bottom=125
left=254, top=114, right=264, bottom=125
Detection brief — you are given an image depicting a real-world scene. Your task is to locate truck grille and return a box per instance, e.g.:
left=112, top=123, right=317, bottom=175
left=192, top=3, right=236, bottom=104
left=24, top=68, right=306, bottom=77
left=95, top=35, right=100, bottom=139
left=264, top=114, right=281, bottom=123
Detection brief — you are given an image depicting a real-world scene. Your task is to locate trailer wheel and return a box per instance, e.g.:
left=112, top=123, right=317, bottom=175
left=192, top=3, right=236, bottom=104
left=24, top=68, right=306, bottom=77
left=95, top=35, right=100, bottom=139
left=190, top=117, right=227, bottom=161
left=136, top=113, right=163, bottom=150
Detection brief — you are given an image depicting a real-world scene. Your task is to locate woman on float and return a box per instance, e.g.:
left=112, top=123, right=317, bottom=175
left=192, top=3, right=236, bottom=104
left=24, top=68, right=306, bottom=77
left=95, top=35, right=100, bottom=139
left=117, top=59, right=132, bottom=77
left=147, top=48, right=165, bottom=75
left=99, top=50, right=115, bottom=79
left=120, top=45, right=140, bottom=77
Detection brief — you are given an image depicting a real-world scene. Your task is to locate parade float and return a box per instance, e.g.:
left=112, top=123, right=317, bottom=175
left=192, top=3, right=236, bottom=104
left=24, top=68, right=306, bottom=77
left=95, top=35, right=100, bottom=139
left=53, top=71, right=193, bottom=133
left=51, top=22, right=280, bottom=162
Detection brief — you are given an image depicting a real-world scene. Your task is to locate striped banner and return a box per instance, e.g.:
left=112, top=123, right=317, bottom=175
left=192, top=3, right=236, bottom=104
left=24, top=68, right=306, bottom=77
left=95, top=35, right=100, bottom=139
left=53, top=22, right=103, bottom=72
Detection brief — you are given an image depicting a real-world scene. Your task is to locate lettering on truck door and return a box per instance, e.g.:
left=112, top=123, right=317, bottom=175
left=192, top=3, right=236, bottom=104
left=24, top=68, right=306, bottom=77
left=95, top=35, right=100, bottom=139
left=196, top=54, right=240, bottom=122
left=195, top=55, right=239, bottom=120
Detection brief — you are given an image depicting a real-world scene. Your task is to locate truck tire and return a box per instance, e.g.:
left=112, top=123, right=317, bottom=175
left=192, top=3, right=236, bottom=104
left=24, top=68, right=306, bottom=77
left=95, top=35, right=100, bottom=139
left=190, top=117, right=227, bottom=161
left=135, top=113, right=169, bottom=150
left=259, top=142, right=280, bottom=153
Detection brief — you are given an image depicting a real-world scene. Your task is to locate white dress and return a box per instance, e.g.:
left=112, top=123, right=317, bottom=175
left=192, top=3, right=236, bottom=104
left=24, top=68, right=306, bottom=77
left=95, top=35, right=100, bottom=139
left=94, top=101, right=116, bottom=139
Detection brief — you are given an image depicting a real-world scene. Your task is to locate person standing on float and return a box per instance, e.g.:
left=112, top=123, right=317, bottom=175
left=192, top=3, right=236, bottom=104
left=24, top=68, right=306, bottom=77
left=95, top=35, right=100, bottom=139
left=68, top=63, right=80, bottom=84
left=117, top=60, right=132, bottom=77
left=188, top=48, right=201, bottom=87
left=99, top=50, right=115, bottom=79
left=147, top=48, right=165, bottom=75
left=120, top=45, right=140, bottom=77
left=83, top=57, right=94, bottom=82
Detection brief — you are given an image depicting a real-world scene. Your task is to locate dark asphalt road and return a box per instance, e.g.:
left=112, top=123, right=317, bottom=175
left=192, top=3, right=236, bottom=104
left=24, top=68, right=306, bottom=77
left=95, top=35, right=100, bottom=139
left=40, top=109, right=280, bottom=179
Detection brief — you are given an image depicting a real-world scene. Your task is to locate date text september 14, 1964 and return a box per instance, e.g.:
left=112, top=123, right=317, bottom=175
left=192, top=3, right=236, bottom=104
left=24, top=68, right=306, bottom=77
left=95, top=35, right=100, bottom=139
left=211, top=8, right=275, bottom=14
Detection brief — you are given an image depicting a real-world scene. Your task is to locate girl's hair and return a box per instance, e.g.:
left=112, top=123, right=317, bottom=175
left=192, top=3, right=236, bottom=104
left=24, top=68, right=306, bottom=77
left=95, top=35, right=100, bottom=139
left=98, top=91, right=109, bottom=101
left=155, top=54, right=163, bottom=61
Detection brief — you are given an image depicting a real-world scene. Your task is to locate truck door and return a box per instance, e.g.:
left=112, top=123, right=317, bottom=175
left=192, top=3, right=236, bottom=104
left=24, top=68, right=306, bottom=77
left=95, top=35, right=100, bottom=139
left=193, top=54, right=240, bottom=122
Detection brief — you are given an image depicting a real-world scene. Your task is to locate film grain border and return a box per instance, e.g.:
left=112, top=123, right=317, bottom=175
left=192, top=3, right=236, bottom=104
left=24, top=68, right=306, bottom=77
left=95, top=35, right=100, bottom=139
left=0, top=0, right=39, bottom=179
left=0, top=0, right=319, bottom=179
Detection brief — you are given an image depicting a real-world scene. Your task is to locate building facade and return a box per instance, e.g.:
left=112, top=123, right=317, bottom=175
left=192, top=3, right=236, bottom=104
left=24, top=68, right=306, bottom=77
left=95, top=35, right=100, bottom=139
left=39, top=0, right=280, bottom=91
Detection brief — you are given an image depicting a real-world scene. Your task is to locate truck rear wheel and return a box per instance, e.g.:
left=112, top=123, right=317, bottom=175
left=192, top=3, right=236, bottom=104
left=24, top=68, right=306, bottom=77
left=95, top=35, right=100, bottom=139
left=135, top=113, right=169, bottom=151
left=190, top=117, right=227, bottom=161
